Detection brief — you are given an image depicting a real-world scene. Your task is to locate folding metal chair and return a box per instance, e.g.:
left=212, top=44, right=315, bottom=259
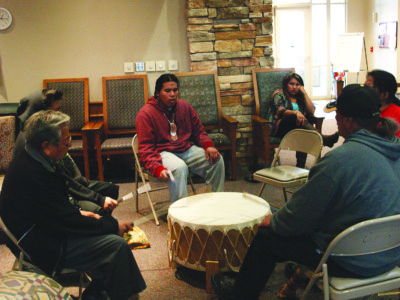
left=253, top=129, right=323, bottom=208
left=301, top=214, right=400, bottom=300
left=131, top=134, right=196, bottom=226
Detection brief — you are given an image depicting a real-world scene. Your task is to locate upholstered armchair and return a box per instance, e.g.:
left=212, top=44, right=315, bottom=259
left=252, top=68, right=324, bottom=165
left=0, top=115, right=16, bottom=189
left=43, top=78, right=91, bottom=178
left=174, top=71, right=239, bottom=180
left=95, top=75, right=148, bottom=181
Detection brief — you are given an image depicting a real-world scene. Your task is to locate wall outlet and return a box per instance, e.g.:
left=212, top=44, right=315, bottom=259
left=124, top=62, right=134, bottom=73
left=135, top=62, right=145, bottom=72
left=156, top=60, right=166, bottom=71
left=146, top=61, right=155, bottom=72
left=168, top=60, right=178, bottom=71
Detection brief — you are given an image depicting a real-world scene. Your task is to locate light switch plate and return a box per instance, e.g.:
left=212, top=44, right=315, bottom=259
left=145, top=61, right=155, bottom=72
left=124, top=62, right=134, bottom=73
left=135, top=62, right=145, bottom=72
left=168, top=60, right=178, bottom=71
left=156, top=60, right=166, bottom=71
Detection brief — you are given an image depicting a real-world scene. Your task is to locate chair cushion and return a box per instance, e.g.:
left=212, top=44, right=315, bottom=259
left=45, top=80, right=87, bottom=132
left=177, top=74, right=220, bottom=127
left=330, top=266, right=400, bottom=291
left=101, top=137, right=132, bottom=151
left=0, top=270, right=72, bottom=299
left=254, top=166, right=309, bottom=182
left=0, top=116, right=16, bottom=173
left=69, top=139, right=83, bottom=152
left=104, top=77, right=146, bottom=131
left=208, top=133, right=231, bottom=147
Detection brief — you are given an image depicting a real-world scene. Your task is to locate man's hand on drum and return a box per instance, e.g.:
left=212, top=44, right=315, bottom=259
left=206, top=146, right=221, bottom=164
left=259, top=214, right=272, bottom=227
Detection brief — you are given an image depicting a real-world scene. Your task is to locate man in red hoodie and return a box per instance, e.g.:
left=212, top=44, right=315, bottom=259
left=136, top=73, right=225, bottom=201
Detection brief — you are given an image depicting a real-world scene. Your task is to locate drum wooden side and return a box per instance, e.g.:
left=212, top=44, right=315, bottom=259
left=168, top=216, right=259, bottom=272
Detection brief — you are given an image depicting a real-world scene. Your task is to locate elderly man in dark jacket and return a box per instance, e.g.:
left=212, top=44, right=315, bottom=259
left=0, top=110, right=146, bottom=300
left=13, top=89, right=119, bottom=215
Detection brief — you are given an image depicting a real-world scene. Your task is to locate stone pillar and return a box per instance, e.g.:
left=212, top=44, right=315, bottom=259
left=186, top=0, right=274, bottom=164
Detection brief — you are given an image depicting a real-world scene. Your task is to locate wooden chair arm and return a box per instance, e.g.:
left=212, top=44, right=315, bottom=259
left=82, top=120, right=104, bottom=131
left=222, top=114, right=239, bottom=124
left=306, top=115, right=325, bottom=132
left=251, top=115, right=271, bottom=138
left=251, top=115, right=270, bottom=124
left=251, top=115, right=278, bottom=164
left=221, top=115, right=238, bottom=141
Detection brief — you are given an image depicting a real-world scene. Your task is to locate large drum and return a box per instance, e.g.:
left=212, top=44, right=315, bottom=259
left=168, top=192, right=271, bottom=272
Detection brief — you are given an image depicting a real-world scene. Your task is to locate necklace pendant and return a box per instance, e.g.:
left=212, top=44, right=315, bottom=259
left=170, top=122, right=178, bottom=141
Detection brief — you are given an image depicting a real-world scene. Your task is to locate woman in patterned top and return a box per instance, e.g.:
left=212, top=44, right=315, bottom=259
left=266, top=73, right=339, bottom=167
left=268, top=73, right=338, bottom=143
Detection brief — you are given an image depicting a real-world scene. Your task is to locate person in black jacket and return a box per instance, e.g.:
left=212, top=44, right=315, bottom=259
left=0, top=110, right=146, bottom=300
left=13, top=89, right=119, bottom=215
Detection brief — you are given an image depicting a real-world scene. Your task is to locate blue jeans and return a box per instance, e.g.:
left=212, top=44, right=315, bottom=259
left=160, top=145, right=225, bottom=201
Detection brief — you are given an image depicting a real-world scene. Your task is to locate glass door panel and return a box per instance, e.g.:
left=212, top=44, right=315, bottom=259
left=275, top=7, right=312, bottom=94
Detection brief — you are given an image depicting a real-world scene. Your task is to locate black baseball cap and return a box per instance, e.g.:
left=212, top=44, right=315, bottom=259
left=324, top=84, right=381, bottom=118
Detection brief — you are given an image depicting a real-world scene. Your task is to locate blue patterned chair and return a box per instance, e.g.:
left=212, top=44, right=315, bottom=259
left=174, top=72, right=239, bottom=180
left=95, top=75, right=148, bottom=181
left=43, top=78, right=91, bottom=178
left=252, top=68, right=324, bottom=165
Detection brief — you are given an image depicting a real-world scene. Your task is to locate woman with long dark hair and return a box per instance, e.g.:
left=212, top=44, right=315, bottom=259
left=267, top=73, right=339, bottom=146
left=263, top=73, right=339, bottom=168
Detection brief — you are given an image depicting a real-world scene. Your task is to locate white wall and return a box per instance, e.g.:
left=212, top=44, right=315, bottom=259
left=347, top=0, right=398, bottom=82
left=370, top=0, right=398, bottom=74
left=1, top=0, right=399, bottom=104
left=0, top=0, right=189, bottom=103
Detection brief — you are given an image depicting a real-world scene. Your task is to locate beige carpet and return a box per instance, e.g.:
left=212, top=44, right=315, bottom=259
left=3, top=114, right=395, bottom=299
left=0, top=174, right=325, bottom=299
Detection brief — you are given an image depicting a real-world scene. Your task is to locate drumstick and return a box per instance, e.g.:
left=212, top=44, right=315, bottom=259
left=168, top=170, right=175, bottom=182
left=118, top=192, right=133, bottom=203
left=130, top=206, right=169, bottom=227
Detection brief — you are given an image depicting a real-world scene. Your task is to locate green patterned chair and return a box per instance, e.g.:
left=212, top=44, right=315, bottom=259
left=44, top=78, right=91, bottom=179
left=0, top=216, right=88, bottom=299
left=0, top=270, right=73, bottom=300
left=174, top=71, right=239, bottom=180
left=252, top=68, right=324, bottom=165
left=95, top=75, right=148, bottom=181
left=0, top=115, right=16, bottom=191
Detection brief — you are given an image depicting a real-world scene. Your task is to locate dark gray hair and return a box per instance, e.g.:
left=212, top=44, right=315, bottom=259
left=25, top=110, right=70, bottom=150
left=353, top=116, right=399, bottom=138
left=42, top=89, right=63, bottom=109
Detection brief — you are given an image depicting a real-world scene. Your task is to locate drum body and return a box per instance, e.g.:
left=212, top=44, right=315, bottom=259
left=168, top=192, right=271, bottom=272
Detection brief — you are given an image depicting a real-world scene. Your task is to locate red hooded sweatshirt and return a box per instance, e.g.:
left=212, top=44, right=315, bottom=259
left=136, top=96, right=214, bottom=178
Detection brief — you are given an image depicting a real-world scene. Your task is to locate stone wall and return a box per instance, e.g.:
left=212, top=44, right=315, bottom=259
left=186, top=0, right=274, bottom=165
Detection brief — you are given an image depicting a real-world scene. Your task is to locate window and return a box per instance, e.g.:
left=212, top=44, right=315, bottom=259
left=274, top=0, right=346, bottom=99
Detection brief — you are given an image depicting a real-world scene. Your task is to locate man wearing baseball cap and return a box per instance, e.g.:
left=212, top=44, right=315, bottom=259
left=212, top=84, right=400, bottom=300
